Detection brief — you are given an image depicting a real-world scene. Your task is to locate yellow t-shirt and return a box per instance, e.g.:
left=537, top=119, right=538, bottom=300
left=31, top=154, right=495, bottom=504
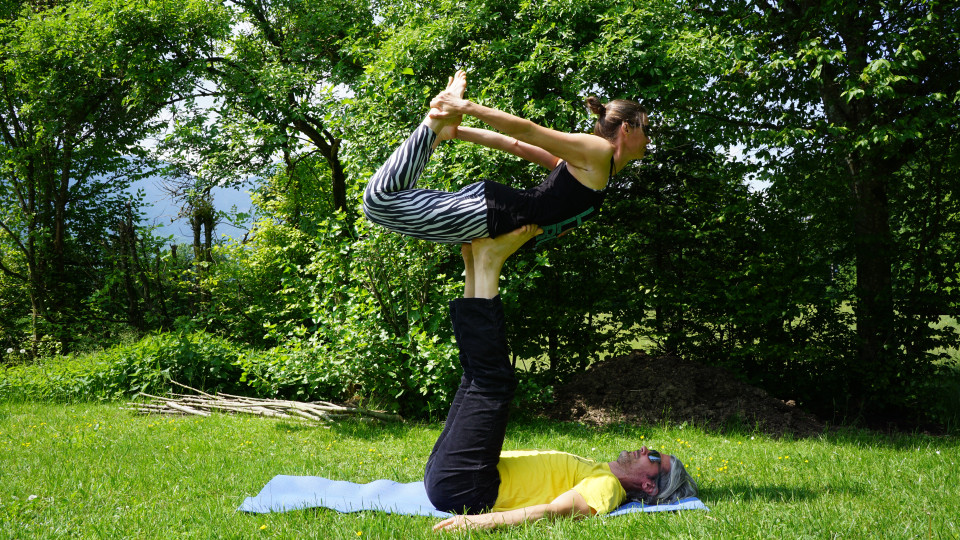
left=492, top=450, right=626, bottom=515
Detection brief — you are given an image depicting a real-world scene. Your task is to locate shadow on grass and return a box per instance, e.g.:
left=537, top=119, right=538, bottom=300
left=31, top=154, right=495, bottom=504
left=702, top=480, right=866, bottom=502
left=276, top=418, right=423, bottom=441
left=272, top=410, right=960, bottom=451
left=508, top=415, right=960, bottom=448
left=504, top=416, right=681, bottom=439
left=816, top=426, right=960, bottom=449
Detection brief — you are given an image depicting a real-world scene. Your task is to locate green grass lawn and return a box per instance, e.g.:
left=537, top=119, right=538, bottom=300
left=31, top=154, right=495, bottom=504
left=1, top=402, right=958, bottom=539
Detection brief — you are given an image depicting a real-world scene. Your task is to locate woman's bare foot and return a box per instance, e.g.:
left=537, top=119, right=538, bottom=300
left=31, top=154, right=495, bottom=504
left=425, top=70, right=467, bottom=142
left=470, top=224, right=542, bottom=298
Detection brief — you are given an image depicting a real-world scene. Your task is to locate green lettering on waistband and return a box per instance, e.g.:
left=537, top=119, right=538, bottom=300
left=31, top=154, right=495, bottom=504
left=537, top=206, right=596, bottom=245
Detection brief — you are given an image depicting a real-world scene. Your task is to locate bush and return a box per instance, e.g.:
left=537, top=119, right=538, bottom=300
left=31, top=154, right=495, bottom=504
left=258, top=216, right=463, bottom=417
left=234, top=343, right=349, bottom=402
left=0, top=354, right=114, bottom=402
left=0, top=331, right=250, bottom=403
left=97, top=331, right=249, bottom=396
left=925, top=356, right=960, bottom=433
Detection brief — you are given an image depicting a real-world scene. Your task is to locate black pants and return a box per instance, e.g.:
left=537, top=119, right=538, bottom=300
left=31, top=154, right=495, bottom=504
left=423, top=296, right=517, bottom=514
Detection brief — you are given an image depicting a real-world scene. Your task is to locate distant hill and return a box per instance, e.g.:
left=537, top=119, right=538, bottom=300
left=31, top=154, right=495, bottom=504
left=128, top=177, right=254, bottom=243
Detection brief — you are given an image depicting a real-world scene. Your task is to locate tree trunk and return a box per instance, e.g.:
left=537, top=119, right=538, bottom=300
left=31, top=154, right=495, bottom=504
left=818, top=39, right=898, bottom=407
left=290, top=116, right=350, bottom=216
left=119, top=203, right=144, bottom=331
left=330, top=149, right=348, bottom=215
left=847, top=157, right=896, bottom=400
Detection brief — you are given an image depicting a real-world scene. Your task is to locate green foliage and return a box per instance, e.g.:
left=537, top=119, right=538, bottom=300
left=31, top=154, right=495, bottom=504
left=0, top=331, right=250, bottom=402
left=192, top=219, right=318, bottom=348
left=0, top=0, right=231, bottom=349
left=211, top=0, right=960, bottom=426
left=925, top=358, right=960, bottom=432
left=98, top=331, right=250, bottom=396
left=4, top=0, right=958, bottom=431
left=234, top=342, right=345, bottom=402
left=687, top=0, right=960, bottom=420
left=344, top=0, right=707, bottom=389
left=0, top=239, right=29, bottom=353
left=258, top=216, right=464, bottom=417
left=0, top=354, right=113, bottom=403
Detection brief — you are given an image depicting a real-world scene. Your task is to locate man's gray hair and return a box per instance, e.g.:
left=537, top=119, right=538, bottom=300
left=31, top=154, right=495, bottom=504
left=626, top=455, right=699, bottom=505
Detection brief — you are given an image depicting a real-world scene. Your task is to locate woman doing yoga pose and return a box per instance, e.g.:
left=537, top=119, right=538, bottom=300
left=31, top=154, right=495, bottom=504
left=362, top=70, right=651, bottom=248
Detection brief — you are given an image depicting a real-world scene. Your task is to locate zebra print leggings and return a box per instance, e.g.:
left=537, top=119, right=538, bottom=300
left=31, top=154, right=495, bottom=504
left=362, top=124, right=490, bottom=244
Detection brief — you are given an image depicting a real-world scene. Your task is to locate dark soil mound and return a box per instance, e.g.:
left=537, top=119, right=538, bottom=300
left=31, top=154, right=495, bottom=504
left=541, top=350, right=824, bottom=437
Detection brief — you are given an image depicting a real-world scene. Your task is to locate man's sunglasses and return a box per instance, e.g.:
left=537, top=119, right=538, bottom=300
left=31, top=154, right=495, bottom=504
left=648, top=450, right=666, bottom=501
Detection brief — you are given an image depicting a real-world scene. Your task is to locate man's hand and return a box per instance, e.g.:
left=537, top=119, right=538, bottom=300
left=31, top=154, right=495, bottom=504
left=432, top=490, right=594, bottom=533
left=432, top=513, right=502, bottom=532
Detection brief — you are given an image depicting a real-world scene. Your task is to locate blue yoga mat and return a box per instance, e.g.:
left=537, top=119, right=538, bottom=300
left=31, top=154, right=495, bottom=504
left=239, top=475, right=709, bottom=517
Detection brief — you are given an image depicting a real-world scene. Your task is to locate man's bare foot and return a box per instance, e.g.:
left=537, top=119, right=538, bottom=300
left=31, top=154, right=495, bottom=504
left=469, top=225, right=541, bottom=299
left=472, top=225, right=542, bottom=274
left=426, top=70, right=467, bottom=142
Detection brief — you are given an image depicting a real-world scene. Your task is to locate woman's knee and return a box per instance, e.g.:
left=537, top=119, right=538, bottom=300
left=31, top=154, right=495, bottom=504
left=361, top=179, right=389, bottom=221
left=361, top=185, right=375, bottom=217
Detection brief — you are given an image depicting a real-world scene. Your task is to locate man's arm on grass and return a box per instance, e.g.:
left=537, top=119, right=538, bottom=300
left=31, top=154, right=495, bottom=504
left=432, top=490, right=594, bottom=532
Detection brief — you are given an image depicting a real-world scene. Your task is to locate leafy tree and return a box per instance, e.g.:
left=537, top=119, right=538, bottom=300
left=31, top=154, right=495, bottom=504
left=187, top=0, right=376, bottom=217
left=0, top=0, right=230, bottom=351
left=17, top=0, right=941, bottom=424
left=690, top=0, right=960, bottom=417
left=195, top=184, right=323, bottom=348
left=347, top=0, right=730, bottom=381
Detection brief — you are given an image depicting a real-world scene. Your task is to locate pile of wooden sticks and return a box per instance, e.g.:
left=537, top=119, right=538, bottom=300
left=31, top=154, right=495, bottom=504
left=126, top=382, right=402, bottom=424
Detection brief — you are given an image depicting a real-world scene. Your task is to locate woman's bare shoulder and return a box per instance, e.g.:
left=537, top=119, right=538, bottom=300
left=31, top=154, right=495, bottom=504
left=560, top=137, right=614, bottom=190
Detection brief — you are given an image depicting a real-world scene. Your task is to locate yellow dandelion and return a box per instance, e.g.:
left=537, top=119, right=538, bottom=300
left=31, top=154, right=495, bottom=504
left=260, top=525, right=267, bottom=530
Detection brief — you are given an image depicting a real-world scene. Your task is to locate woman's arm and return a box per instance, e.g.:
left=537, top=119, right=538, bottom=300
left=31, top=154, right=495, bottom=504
left=430, top=95, right=611, bottom=177
left=431, top=490, right=594, bottom=532
left=456, top=126, right=560, bottom=170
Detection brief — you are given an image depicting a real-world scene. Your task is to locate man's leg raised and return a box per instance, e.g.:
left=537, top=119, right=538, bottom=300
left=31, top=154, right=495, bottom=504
left=423, top=225, right=541, bottom=513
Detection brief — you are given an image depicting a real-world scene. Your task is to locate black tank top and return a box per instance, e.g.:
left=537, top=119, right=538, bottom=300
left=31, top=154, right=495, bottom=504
left=484, top=159, right=610, bottom=248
